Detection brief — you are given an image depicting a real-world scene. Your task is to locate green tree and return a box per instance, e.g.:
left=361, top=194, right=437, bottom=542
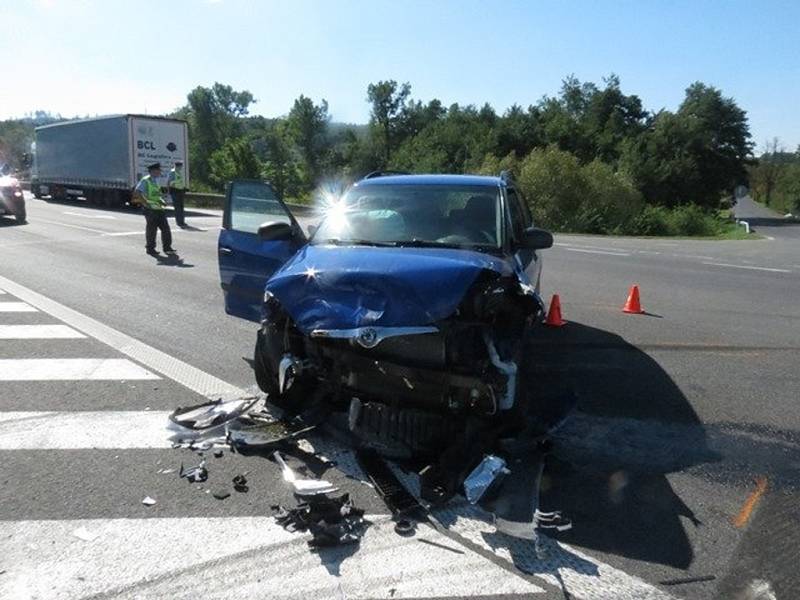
left=259, top=125, right=301, bottom=199
left=179, top=83, right=256, bottom=185
left=619, top=111, right=702, bottom=207
left=367, top=80, right=411, bottom=165
left=208, top=138, right=261, bottom=190
left=286, top=95, right=330, bottom=186
left=677, top=82, right=753, bottom=202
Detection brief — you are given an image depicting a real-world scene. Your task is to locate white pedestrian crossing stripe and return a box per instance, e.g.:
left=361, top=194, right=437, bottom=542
left=0, top=411, right=171, bottom=449
left=0, top=302, right=37, bottom=312
left=0, top=358, right=159, bottom=381
left=0, top=324, right=86, bottom=339
left=0, top=517, right=545, bottom=600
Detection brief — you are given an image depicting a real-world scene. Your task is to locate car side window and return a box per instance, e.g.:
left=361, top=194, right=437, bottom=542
left=506, top=188, right=528, bottom=240
left=228, top=181, right=292, bottom=234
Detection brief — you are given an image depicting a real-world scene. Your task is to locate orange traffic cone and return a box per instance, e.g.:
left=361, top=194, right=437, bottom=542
left=545, top=294, right=566, bottom=327
left=622, top=285, right=645, bottom=314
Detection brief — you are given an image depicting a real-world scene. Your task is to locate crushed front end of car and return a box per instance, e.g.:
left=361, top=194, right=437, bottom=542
left=253, top=244, right=545, bottom=496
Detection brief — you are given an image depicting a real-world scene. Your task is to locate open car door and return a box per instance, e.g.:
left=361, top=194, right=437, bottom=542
left=218, top=180, right=305, bottom=322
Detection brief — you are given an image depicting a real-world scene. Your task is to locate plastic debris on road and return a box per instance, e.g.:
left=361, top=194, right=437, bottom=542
left=274, top=450, right=338, bottom=496
left=179, top=459, right=208, bottom=483
left=464, top=455, right=509, bottom=504
left=72, top=527, right=98, bottom=542
left=142, top=496, right=157, bottom=506
left=272, top=493, right=369, bottom=548
left=169, top=395, right=260, bottom=431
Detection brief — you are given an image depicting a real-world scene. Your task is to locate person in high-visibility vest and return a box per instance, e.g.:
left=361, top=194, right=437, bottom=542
left=133, top=162, right=175, bottom=256
left=167, top=160, right=187, bottom=228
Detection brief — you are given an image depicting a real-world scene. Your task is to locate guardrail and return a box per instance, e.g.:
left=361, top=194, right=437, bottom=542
left=19, top=181, right=314, bottom=217
left=185, top=192, right=314, bottom=216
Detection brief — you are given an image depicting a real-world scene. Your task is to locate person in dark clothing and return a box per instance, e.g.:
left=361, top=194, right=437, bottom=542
left=133, top=163, right=175, bottom=256
left=167, top=161, right=187, bottom=228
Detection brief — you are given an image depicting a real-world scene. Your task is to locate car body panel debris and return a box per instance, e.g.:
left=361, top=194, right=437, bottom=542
left=274, top=450, right=338, bottom=496
left=169, top=396, right=259, bottom=431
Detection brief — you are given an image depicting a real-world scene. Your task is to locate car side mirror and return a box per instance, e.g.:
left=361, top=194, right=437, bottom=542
left=258, top=221, right=294, bottom=241
left=521, top=226, right=553, bottom=250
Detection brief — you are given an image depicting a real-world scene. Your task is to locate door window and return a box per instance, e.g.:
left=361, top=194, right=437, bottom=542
left=229, top=181, right=292, bottom=234
left=506, top=188, right=529, bottom=241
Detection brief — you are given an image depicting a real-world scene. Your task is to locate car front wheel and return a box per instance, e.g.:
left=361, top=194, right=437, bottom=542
left=253, top=330, right=314, bottom=412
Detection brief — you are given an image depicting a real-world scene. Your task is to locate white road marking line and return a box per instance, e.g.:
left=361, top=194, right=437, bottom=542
left=701, top=261, right=791, bottom=273
left=565, top=247, right=631, bottom=257
left=0, top=324, right=85, bottom=339
left=102, top=231, right=143, bottom=237
left=0, top=411, right=170, bottom=448
left=0, top=274, right=241, bottom=397
left=33, top=218, right=108, bottom=234
left=0, top=517, right=543, bottom=600
left=0, top=359, right=159, bottom=381
left=63, top=211, right=116, bottom=220
left=0, top=302, right=37, bottom=312
left=556, top=242, right=624, bottom=252
left=681, top=254, right=714, bottom=260
left=637, top=250, right=662, bottom=255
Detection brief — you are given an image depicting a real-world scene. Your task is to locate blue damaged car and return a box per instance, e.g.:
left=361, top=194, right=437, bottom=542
left=218, top=172, right=553, bottom=457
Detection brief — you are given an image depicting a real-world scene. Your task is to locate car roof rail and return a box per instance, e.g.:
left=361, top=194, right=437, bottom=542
left=499, top=170, right=515, bottom=184
left=363, top=170, right=410, bottom=179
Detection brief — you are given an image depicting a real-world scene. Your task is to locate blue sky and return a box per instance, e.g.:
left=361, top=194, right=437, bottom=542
left=3, top=0, right=799, bottom=151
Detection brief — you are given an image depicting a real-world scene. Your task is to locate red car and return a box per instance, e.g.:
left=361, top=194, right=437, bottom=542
left=0, top=174, right=26, bottom=223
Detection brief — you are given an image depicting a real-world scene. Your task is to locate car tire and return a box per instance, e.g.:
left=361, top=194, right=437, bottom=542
left=253, top=333, right=279, bottom=397
left=253, top=331, right=313, bottom=412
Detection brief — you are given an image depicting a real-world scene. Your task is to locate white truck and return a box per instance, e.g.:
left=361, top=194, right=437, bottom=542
left=31, top=114, right=189, bottom=207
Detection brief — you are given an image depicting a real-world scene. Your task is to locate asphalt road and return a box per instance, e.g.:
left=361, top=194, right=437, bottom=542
left=1, top=194, right=798, bottom=600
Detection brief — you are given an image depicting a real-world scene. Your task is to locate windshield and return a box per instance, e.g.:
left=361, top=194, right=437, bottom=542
left=312, top=184, right=502, bottom=249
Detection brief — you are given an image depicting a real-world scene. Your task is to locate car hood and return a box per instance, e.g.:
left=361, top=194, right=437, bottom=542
left=265, top=244, right=513, bottom=333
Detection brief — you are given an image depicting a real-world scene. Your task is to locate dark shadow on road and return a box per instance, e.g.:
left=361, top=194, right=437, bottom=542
left=524, top=321, right=716, bottom=569
left=0, top=217, right=26, bottom=227
left=152, top=253, right=194, bottom=268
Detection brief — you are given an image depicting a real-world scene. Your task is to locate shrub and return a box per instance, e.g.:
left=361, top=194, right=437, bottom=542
left=516, top=146, right=644, bottom=233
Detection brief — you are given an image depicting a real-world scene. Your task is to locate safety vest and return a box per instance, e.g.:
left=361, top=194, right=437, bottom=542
left=141, top=175, right=164, bottom=210
left=170, top=168, right=185, bottom=190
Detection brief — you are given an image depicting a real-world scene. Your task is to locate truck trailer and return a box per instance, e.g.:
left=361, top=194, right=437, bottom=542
left=31, top=115, right=189, bottom=207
